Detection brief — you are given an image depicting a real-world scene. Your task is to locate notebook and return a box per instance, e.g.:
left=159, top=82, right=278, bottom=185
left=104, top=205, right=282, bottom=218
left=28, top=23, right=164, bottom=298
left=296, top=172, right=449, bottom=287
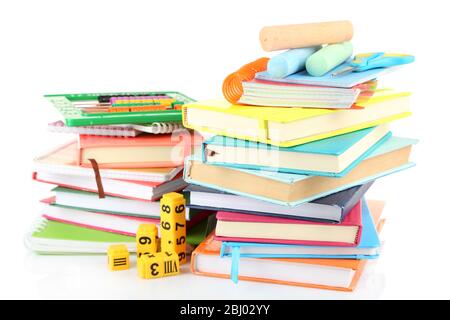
left=220, top=199, right=383, bottom=259
left=255, top=62, right=392, bottom=88
left=24, top=218, right=136, bottom=254
left=51, top=187, right=206, bottom=221
left=33, top=170, right=187, bottom=201
left=33, top=141, right=183, bottom=183
left=78, top=131, right=201, bottom=169
left=184, top=182, right=373, bottom=223
left=25, top=217, right=207, bottom=255
left=182, top=91, right=410, bottom=147
left=238, top=79, right=376, bottom=109
left=214, top=201, right=362, bottom=247
left=202, top=125, right=391, bottom=177
left=191, top=234, right=366, bottom=291
left=190, top=199, right=384, bottom=291
left=184, top=136, right=417, bottom=206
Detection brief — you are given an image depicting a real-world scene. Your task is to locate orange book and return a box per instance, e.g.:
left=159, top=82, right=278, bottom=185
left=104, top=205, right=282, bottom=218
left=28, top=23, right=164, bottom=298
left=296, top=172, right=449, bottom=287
left=77, top=131, right=202, bottom=169
left=190, top=200, right=385, bottom=292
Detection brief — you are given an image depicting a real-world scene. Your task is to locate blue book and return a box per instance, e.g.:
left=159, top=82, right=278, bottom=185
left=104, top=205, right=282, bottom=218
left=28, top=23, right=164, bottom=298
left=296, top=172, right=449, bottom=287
left=220, top=199, right=381, bottom=260
left=255, top=61, right=390, bottom=88
left=202, top=125, right=391, bottom=177
left=184, top=136, right=417, bottom=207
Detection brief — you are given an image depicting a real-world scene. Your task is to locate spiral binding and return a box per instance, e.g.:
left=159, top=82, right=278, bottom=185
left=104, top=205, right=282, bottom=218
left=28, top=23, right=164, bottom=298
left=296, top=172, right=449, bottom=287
left=133, top=122, right=184, bottom=134
left=222, top=57, right=270, bottom=104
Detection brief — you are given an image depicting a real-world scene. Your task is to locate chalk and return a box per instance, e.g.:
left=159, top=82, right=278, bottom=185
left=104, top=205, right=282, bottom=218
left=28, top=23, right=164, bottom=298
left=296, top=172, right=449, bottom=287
left=259, top=21, right=353, bottom=52
left=306, top=42, right=353, bottom=77
left=267, top=46, right=321, bottom=78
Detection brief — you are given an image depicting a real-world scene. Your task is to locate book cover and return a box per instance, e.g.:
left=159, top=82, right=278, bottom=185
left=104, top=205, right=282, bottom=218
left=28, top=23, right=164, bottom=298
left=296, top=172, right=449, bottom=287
left=220, top=199, right=383, bottom=259
left=214, top=201, right=362, bottom=246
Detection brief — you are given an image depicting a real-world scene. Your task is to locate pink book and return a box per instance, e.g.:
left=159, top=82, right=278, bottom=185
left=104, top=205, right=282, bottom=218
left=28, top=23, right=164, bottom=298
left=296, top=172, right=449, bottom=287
left=214, top=201, right=362, bottom=246
left=78, top=131, right=201, bottom=169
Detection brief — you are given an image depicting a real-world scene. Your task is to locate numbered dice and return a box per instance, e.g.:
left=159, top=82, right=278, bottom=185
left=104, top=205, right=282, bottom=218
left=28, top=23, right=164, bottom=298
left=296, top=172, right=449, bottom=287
left=160, top=192, right=187, bottom=265
left=107, top=244, right=130, bottom=271
left=137, top=251, right=180, bottom=279
left=136, top=223, right=157, bottom=258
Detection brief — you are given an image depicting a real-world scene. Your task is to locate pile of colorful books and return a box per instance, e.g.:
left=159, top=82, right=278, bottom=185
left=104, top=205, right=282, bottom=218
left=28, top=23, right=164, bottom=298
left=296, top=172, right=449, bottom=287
left=183, top=24, right=417, bottom=291
left=27, top=91, right=211, bottom=254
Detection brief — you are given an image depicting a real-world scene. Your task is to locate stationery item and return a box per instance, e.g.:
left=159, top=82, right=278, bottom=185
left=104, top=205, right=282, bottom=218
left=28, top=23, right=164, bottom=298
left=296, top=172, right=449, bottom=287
left=48, top=121, right=141, bottom=137
left=191, top=233, right=366, bottom=291
left=238, top=79, right=376, bottom=109
left=222, top=57, right=269, bottom=104
left=46, top=91, right=194, bottom=126
left=107, top=245, right=130, bottom=271
left=202, top=125, right=391, bottom=177
left=267, top=47, right=320, bottom=78
left=78, top=131, right=200, bottom=169
left=24, top=218, right=136, bottom=254
left=160, top=193, right=187, bottom=264
left=33, top=141, right=183, bottom=183
left=182, top=92, right=410, bottom=147
left=33, top=170, right=186, bottom=201
left=51, top=187, right=198, bottom=220
left=184, top=182, right=373, bottom=223
left=256, top=64, right=392, bottom=88
left=306, top=42, right=353, bottom=77
left=259, top=21, right=353, bottom=52
left=184, top=136, right=417, bottom=206
left=215, top=201, right=362, bottom=246
left=220, top=199, right=383, bottom=259
left=136, top=224, right=158, bottom=257
left=131, top=122, right=184, bottom=134
left=41, top=202, right=160, bottom=236
left=332, top=52, right=415, bottom=77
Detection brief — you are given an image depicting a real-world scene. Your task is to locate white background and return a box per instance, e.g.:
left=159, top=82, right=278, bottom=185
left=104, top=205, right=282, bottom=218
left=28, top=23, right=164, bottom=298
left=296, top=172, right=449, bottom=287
left=0, top=0, right=448, bottom=299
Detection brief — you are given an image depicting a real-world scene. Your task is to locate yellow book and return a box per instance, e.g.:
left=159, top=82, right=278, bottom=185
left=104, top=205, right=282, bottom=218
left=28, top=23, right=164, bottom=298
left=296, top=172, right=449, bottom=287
left=182, top=91, right=411, bottom=147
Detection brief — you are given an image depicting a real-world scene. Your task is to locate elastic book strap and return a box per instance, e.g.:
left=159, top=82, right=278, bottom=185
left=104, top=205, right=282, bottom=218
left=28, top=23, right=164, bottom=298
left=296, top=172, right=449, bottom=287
left=88, top=158, right=105, bottom=199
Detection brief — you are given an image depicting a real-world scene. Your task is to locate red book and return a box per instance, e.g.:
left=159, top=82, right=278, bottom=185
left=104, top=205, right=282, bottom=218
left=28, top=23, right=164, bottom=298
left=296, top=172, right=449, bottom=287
left=214, top=201, right=363, bottom=246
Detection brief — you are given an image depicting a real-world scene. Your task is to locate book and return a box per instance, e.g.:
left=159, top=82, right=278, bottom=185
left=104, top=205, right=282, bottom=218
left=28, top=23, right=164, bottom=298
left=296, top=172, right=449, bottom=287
left=184, top=182, right=373, bottom=223
left=41, top=199, right=209, bottom=236
left=190, top=200, right=384, bottom=291
left=24, top=218, right=136, bottom=254
left=220, top=199, right=383, bottom=259
left=254, top=63, right=392, bottom=88
left=41, top=202, right=160, bottom=236
left=214, top=201, right=362, bottom=246
left=184, top=136, right=417, bottom=206
left=34, top=141, right=183, bottom=183
left=48, top=121, right=141, bottom=137
left=182, top=91, right=410, bottom=147
left=33, top=170, right=186, bottom=201
left=51, top=187, right=200, bottom=220
left=202, top=125, right=391, bottom=177
left=238, top=79, right=376, bottom=109
left=78, top=132, right=200, bottom=169
left=25, top=217, right=203, bottom=255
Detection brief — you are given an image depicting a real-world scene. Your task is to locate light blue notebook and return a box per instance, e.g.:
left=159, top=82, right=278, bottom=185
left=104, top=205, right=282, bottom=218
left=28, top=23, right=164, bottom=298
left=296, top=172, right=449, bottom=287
left=219, top=199, right=381, bottom=260
left=202, top=127, right=392, bottom=177
left=184, top=136, right=418, bottom=207
left=255, top=61, right=390, bottom=88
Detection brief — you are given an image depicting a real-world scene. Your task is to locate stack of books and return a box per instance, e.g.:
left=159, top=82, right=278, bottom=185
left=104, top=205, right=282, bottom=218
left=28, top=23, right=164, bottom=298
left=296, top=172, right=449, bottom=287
left=183, top=61, right=417, bottom=291
left=27, top=91, right=212, bottom=254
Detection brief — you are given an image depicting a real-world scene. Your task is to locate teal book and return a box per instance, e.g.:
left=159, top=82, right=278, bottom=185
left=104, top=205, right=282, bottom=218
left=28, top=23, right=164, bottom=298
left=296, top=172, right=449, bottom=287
left=202, top=125, right=391, bottom=177
left=185, top=136, right=418, bottom=207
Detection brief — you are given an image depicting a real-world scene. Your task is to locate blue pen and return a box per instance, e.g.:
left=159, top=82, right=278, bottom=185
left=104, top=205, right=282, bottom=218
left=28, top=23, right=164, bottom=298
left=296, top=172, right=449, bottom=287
left=332, top=52, right=415, bottom=76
